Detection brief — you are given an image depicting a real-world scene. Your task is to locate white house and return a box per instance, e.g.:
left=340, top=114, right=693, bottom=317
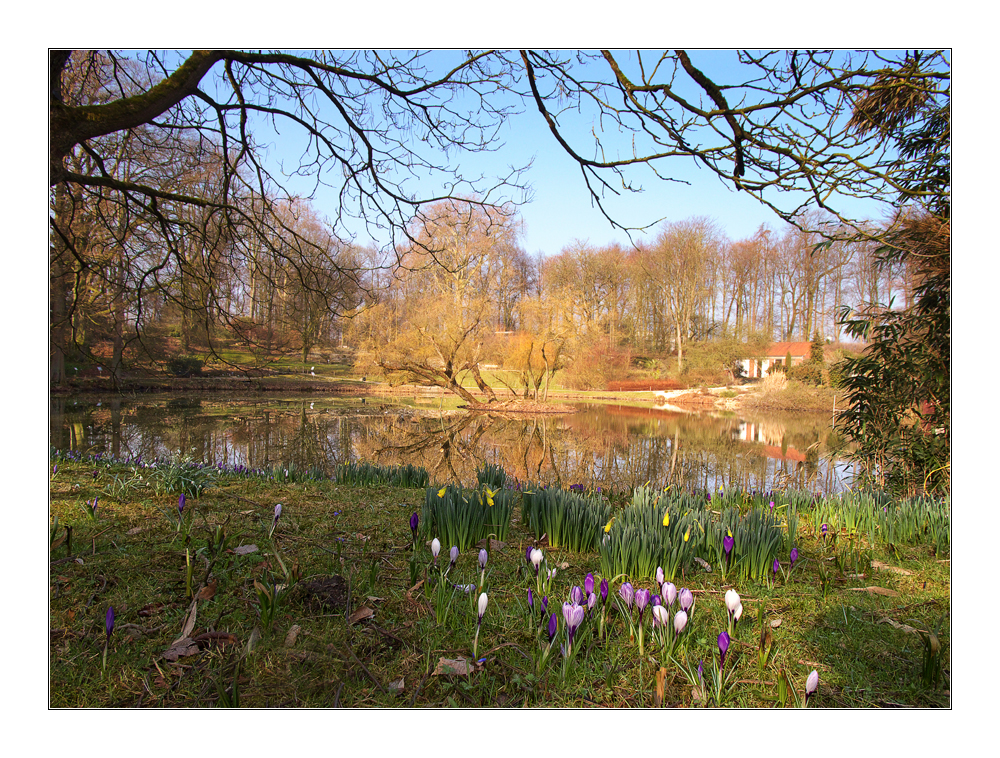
left=738, top=341, right=812, bottom=379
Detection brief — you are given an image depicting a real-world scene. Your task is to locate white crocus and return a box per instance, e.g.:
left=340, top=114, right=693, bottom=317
left=725, top=589, right=741, bottom=614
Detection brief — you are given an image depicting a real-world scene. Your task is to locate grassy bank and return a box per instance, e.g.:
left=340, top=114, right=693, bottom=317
left=48, top=453, right=949, bottom=709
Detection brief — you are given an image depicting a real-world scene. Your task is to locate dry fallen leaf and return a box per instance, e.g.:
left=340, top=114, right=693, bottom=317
left=173, top=600, right=197, bottom=644
left=162, top=638, right=200, bottom=661
left=348, top=607, right=374, bottom=624
left=770, top=619, right=782, bottom=628
left=284, top=624, right=302, bottom=647
left=871, top=561, right=913, bottom=576
left=880, top=617, right=919, bottom=634
left=196, top=580, right=217, bottom=601
left=233, top=544, right=258, bottom=555
left=388, top=677, right=405, bottom=693
left=127, top=526, right=143, bottom=535
left=432, top=657, right=479, bottom=676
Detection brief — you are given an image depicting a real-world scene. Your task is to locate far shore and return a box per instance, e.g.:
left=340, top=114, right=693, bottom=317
left=51, top=372, right=843, bottom=414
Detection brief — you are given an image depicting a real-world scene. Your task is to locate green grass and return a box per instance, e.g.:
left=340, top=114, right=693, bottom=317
left=48, top=461, right=950, bottom=708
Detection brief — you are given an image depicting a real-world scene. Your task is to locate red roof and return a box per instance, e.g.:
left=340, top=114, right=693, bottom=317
left=763, top=342, right=812, bottom=358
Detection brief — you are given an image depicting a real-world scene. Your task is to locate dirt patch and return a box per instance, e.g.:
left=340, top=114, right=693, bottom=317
left=301, top=575, right=349, bottom=612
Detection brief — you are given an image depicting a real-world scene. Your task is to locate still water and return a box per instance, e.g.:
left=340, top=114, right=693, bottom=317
left=50, top=394, right=854, bottom=495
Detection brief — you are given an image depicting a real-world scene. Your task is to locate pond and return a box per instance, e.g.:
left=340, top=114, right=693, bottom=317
left=50, top=394, right=855, bottom=495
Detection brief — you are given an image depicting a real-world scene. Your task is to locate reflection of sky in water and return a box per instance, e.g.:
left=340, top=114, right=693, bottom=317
left=51, top=396, right=852, bottom=495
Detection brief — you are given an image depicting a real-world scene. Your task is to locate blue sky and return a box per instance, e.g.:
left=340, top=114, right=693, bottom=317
left=260, top=49, right=895, bottom=257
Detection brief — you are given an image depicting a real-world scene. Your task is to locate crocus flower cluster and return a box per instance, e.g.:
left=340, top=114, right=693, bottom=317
left=649, top=580, right=688, bottom=660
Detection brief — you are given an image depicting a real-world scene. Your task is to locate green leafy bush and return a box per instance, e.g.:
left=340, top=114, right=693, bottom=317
left=166, top=355, right=204, bottom=377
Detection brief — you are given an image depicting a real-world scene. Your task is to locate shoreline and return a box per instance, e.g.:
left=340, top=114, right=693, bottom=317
left=50, top=375, right=840, bottom=414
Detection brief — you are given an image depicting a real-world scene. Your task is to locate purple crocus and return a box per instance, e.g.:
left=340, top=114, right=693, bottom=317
left=723, top=534, right=735, bottom=558
left=587, top=592, right=597, bottom=611
left=679, top=587, right=694, bottom=614
left=584, top=572, right=595, bottom=596
left=547, top=612, right=558, bottom=643
left=563, top=602, right=585, bottom=644
left=449, top=545, right=459, bottom=571
left=527, top=588, right=534, bottom=613
left=570, top=585, right=584, bottom=605
left=662, top=581, right=677, bottom=607
left=478, top=549, right=488, bottom=571
left=772, top=558, right=780, bottom=579
left=600, top=578, right=609, bottom=605
left=718, top=631, right=731, bottom=669
left=178, top=493, right=186, bottom=516
left=821, top=523, right=828, bottom=538
left=655, top=566, right=664, bottom=587
left=541, top=596, right=549, bottom=615
left=272, top=502, right=281, bottom=524
left=619, top=582, right=634, bottom=610
left=673, top=610, right=688, bottom=635
left=790, top=547, right=799, bottom=567
left=635, top=588, right=650, bottom=622
left=409, top=512, right=419, bottom=542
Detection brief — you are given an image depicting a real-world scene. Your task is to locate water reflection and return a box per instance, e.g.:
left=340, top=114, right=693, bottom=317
left=50, top=396, right=852, bottom=494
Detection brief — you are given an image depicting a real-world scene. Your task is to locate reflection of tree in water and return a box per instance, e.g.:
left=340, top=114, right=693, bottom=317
left=52, top=398, right=850, bottom=493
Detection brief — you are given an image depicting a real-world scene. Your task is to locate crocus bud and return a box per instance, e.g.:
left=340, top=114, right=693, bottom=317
left=449, top=545, right=459, bottom=569
left=636, top=588, right=650, bottom=615
left=530, top=548, right=543, bottom=573
left=105, top=606, right=115, bottom=642
left=821, top=523, right=828, bottom=538
left=548, top=613, right=558, bottom=643
left=772, top=558, right=780, bottom=577
left=526, top=545, right=534, bottom=566
left=527, top=588, right=534, bottom=611
left=734, top=603, right=743, bottom=623
left=409, top=512, right=419, bottom=536
left=718, top=631, right=731, bottom=668
left=587, top=592, right=597, bottom=611
left=655, top=567, right=664, bottom=586
left=723, top=534, right=734, bottom=556
left=652, top=604, right=669, bottom=628
left=431, top=538, right=441, bottom=563
left=178, top=493, right=186, bottom=514
left=273, top=502, right=281, bottom=522
left=600, top=579, right=609, bottom=604
left=790, top=547, right=798, bottom=566
left=662, top=582, right=677, bottom=607
left=478, top=592, right=489, bottom=624
left=619, top=582, right=634, bottom=609
left=673, top=610, right=688, bottom=635
left=479, top=549, right=488, bottom=571
left=584, top=573, right=595, bottom=596
left=570, top=585, right=584, bottom=605
left=806, top=670, right=819, bottom=701
left=679, top=588, right=694, bottom=612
